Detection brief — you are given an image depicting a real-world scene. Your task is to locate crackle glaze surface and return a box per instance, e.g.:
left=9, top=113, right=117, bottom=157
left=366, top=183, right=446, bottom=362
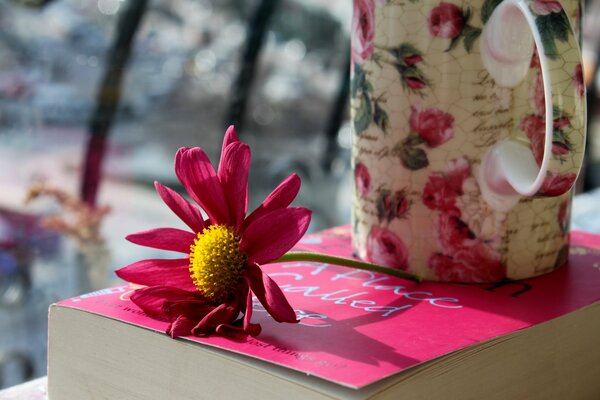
left=350, top=0, right=584, bottom=281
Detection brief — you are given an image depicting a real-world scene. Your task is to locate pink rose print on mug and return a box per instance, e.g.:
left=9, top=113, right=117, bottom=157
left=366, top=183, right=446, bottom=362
left=387, top=44, right=430, bottom=94
left=351, top=0, right=432, bottom=137
left=539, top=172, right=577, bottom=196
left=422, top=174, right=460, bottom=213
left=423, top=158, right=506, bottom=282
left=428, top=2, right=481, bottom=53
left=530, top=49, right=541, bottom=68
left=366, top=226, right=409, bottom=270
left=428, top=2, right=464, bottom=39
left=445, top=158, right=471, bottom=191
left=403, top=54, right=423, bottom=66
left=351, top=0, right=379, bottom=65
left=350, top=0, right=394, bottom=135
left=354, top=162, right=371, bottom=197
left=394, top=106, right=455, bottom=170
left=351, top=42, right=431, bottom=135
left=428, top=242, right=505, bottom=282
left=519, top=115, right=572, bottom=166
left=519, top=115, right=544, bottom=165
left=376, top=189, right=410, bottom=223
left=573, top=64, right=585, bottom=97
left=422, top=157, right=469, bottom=213
left=530, top=70, right=545, bottom=116
left=529, top=0, right=570, bottom=60
left=434, top=212, right=476, bottom=254
left=530, top=0, right=562, bottom=15
left=350, top=43, right=430, bottom=135
left=409, top=106, right=454, bottom=147
left=521, top=59, right=574, bottom=168
left=406, top=77, right=427, bottom=90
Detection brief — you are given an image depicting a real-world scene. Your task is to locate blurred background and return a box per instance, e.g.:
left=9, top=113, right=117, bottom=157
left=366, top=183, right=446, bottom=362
left=0, top=0, right=599, bottom=389
left=0, top=0, right=352, bottom=388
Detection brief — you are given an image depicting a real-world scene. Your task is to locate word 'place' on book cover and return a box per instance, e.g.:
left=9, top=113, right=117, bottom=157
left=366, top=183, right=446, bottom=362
left=48, top=226, right=600, bottom=400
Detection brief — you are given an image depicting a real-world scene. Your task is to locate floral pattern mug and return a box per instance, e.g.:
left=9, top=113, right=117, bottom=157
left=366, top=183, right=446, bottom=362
left=351, top=0, right=585, bottom=282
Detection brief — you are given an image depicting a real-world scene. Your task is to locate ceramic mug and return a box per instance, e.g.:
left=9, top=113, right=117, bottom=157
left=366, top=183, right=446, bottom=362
left=350, top=0, right=585, bottom=282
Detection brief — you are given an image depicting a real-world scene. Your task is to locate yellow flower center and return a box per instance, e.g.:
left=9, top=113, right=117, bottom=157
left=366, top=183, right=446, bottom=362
left=189, top=225, right=247, bottom=303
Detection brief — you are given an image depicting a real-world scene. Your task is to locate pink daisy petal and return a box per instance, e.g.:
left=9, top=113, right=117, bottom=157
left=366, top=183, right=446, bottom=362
left=119, top=129, right=309, bottom=338
left=126, top=227, right=195, bottom=254
left=175, top=147, right=229, bottom=225
left=216, top=289, right=262, bottom=337
left=154, top=181, right=205, bottom=233
left=130, top=286, right=202, bottom=320
left=167, top=315, right=200, bottom=338
left=242, top=287, right=262, bottom=336
left=246, top=265, right=297, bottom=323
left=243, top=173, right=301, bottom=231
left=214, top=323, right=260, bottom=337
left=164, top=300, right=215, bottom=319
left=115, top=258, right=196, bottom=292
left=215, top=286, right=262, bottom=336
left=219, top=125, right=240, bottom=168
left=192, top=300, right=240, bottom=336
left=241, top=207, right=312, bottom=265
left=218, top=141, right=250, bottom=230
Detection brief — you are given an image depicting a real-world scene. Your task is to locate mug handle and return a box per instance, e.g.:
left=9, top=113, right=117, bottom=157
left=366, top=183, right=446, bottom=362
left=478, top=0, right=586, bottom=210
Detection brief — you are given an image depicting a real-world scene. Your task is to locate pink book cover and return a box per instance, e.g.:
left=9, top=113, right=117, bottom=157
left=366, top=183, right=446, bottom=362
left=56, top=226, right=600, bottom=389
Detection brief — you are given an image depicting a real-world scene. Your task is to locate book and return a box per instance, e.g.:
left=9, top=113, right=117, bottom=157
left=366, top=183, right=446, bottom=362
left=47, top=226, right=600, bottom=399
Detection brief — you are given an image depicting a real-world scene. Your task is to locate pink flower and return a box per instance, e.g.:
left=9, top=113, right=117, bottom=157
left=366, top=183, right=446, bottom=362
left=409, top=106, right=454, bottom=147
left=531, top=0, right=563, bottom=15
left=395, top=191, right=410, bottom=217
left=428, top=3, right=465, bottom=39
left=406, top=77, right=427, bottom=90
left=445, top=158, right=470, bottom=193
left=422, top=158, right=469, bottom=212
left=378, top=190, right=410, bottom=222
left=434, top=213, right=475, bottom=254
left=422, top=174, right=459, bottom=212
left=573, top=64, right=585, bottom=97
left=115, top=126, right=311, bottom=338
left=520, top=115, right=545, bottom=166
left=352, top=0, right=378, bottom=64
left=366, top=226, right=409, bottom=270
left=530, top=71, right=545, bottom=117
left=552, top=142, right=570, bottom=156
left=520, top=115, right=544, bottom=140
left=539, top=172, right=577, bottom=196
left=520, top=115, right=571, bottom=166
left=428, top=241, right=505, bottom=282
left=355, top=162, right=371, bottom=197
left=530, top=50, right=540, bottom=69
left=553, top=116, right=570, bottom=130
left=404, top=54, right=424, bottom=66
left=552, top=117, right=572, bottom=156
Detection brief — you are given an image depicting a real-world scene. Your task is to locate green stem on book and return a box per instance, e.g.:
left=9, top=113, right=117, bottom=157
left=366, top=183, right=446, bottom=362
left=272, top=252, right=422, bottom=283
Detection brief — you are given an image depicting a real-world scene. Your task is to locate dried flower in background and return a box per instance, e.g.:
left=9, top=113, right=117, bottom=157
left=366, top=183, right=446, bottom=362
left=24, top=182, right=110, bottom=244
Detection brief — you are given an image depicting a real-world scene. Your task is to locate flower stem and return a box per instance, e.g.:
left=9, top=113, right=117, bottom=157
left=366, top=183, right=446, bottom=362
left=272, top=252, right=422, bottom=283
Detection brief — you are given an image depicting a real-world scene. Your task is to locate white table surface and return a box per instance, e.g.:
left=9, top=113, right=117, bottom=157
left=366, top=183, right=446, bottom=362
left=0, top=377, right=46, bottom=400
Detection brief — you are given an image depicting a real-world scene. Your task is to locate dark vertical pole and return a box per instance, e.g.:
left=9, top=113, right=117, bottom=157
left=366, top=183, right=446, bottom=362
left=224, top=0, right=281, bottom=135
left=322, top=46, right=351, bottom=172
left=80, top=0, right=148, bottom=206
